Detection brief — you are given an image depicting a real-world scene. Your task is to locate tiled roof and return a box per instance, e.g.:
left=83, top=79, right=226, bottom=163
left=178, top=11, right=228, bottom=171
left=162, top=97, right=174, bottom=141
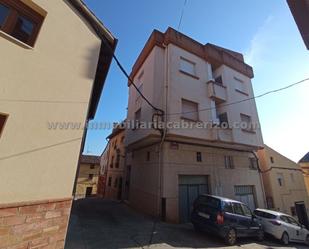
left=299, top=152, right=309, bottom=163
left=80, top=155, right=100, bottom=164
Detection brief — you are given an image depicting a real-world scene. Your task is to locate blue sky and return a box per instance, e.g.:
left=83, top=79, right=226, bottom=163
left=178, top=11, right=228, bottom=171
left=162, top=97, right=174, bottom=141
left=83, top=0, right=309, bottom=162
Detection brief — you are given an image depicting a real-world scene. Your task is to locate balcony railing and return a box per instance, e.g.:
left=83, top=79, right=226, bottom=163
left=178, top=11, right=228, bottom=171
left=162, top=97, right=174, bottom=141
left=207, top=80, right=227, bottom=103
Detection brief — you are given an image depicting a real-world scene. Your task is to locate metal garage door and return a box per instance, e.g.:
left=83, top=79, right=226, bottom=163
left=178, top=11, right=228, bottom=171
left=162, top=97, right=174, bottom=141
left=235, top=185, right=256, bottom=211
left=179, top=175, right=210, bottom=223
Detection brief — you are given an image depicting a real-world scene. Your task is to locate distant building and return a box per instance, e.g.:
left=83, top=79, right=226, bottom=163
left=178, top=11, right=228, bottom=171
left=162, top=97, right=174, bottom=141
left=125, top=27, right=265, bottom=223
left=287, top=0, right=309, bottom=50
left=75, top=155, right=101, bottom=199
left=97, top=143, right=110, bottom=197
left=299, top=152, right=309, bottom=196
left=258, top=145, right=309, bottom=216
left=0, top=0, right=116, bottom=248
left=100, top=124, right=126, bottom=200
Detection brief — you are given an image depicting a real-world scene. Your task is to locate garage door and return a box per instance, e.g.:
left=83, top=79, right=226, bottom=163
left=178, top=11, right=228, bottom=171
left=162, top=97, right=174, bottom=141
left=235, top=185, right=256, bottom=211
left=179, top=175, right=210, bottom=223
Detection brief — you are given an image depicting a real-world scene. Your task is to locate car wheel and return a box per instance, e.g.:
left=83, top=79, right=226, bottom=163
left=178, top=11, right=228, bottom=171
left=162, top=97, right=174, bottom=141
left=225, top=228, right=237, bottom=246
left=281, top=232, right=289, bottom=245
left=257, top=230, right=264, bottom=241
left=306, top=235, right=309, bottom=246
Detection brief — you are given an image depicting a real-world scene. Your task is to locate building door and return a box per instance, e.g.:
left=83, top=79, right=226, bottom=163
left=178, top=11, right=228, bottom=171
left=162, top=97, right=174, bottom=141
left=295, top=201, right=309, bottom=229
left=235, top=185, right=256, bottom=211
left=179, top=175, right=210, bottom=223
left=85, top=187, right=93, bottom=197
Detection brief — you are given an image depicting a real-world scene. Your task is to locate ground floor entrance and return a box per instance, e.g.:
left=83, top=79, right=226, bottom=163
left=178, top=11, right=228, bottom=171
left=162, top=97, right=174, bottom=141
left=178, top=175, right=210, bottom=223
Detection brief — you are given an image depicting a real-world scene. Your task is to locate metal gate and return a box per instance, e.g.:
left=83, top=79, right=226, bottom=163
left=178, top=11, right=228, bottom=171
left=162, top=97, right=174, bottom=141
left=179, top=175, right=210, bottom=223
left=235, top=185, right=256, bottom=210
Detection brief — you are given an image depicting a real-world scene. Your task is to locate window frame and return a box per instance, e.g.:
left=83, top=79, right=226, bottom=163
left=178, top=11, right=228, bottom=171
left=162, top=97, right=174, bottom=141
left=240, top=113, right=254, bottom=133
left=179, top=56, right=198, bottom=79
left=0, top=112, right=8, bottom=139
left=0, top=0, right=45, bottom=47
left=249, top=157, right=258, bottom=170
left=196, top=152, right=202, bottom=162
left=181, top=98, right=199, bottom=122
left=224, top=155, right=234, bottom=169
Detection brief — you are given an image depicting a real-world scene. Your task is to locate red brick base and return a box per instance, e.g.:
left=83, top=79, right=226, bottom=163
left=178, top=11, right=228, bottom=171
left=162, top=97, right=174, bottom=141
left=0, top=197, right=72, bottom=249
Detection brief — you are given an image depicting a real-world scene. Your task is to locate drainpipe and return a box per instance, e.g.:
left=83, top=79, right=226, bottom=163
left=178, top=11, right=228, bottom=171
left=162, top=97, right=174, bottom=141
left=251, top=151, right=267, bottom=208
left=157, top=43, right=169, bottom=218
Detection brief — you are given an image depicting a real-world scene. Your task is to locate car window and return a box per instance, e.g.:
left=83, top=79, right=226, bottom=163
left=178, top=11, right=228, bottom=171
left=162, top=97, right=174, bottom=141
left=242, top=205, right=252, bottom=217
left=232, top=203, right=244, bottom=215
left=196, top=196, right=220, bottom=209
left=287, top=216, right=300, bottom=226
left=280, top=215, right=289, bottom=223
left=222, top=202, right=233, bottom=213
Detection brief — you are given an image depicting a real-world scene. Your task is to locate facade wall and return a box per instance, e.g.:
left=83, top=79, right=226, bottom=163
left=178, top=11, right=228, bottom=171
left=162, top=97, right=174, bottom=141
left=129, top=142, right=265, bottom=223
left=104, top=130, right=126, bottom=200
left=75, top=163, right=100, bottom=199
left=258, top=146, right=309, bottom=216
left=300, top=162, right=309, bottom=197
left=0, top=0, right=101, bottom=204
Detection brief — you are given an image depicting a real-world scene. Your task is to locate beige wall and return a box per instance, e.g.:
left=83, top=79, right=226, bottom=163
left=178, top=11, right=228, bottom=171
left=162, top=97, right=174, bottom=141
left=0, top=0, right=101, bottom=203
left=258, top=146, right=309, bottom=216
left=75, top=163, right=100, bottom=199
left=104, top=130, right=126, bottom=200
left=129, top=142, right=265, bottom=222
left=300, top=162, right=309, bottom=197
left=125, top=43, right=263, bottom=150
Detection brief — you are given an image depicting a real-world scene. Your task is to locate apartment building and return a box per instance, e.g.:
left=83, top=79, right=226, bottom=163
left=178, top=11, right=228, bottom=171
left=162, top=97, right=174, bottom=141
left=102, top=125, right=126, bottom=200
left=125, top=27, right=265, bottom=223
left=75, top=155, right=100, bottom=199
left=258, top=145, right=309, bottom=217
left=299, top=152, right=309, bottom=196
left=0, top=0, right=116, bottom=248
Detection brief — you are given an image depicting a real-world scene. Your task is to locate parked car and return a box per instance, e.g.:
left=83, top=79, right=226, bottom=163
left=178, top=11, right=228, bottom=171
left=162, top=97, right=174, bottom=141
left=254, top=208, right=309, bottom=245
left=191, top=194, right=264, bottom=245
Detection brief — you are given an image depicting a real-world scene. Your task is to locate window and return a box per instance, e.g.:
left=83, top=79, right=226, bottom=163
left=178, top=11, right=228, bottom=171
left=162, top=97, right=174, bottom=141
left=224, top=156, right=234, bottom=169
left=196, top=152, right=202, bottom=162
left=222, top=202, right=233, bottom=213
left=270, top=156, right=274, bottom=163
left=115, top=154, right=120, bottom=168
left=215, top=75, right=223, bottom=85
left=218, top=112, right=228, bottom=127
left=277, top=173, right=284, bottom=187
left=134, top=108, right=141, bottom=129
left=0, top=113, right=8, bottom=138
left=114, top=178, right=118, bottom=188
left=240, top=113, right=253, bottom=131
left=290, top=206, right=296, bottom=216
left=232, top=203, right=244, bottom=215
left=241, top=204, right=252, bottom=217
left=0, top=0, right=45, bottom=47
left=110, top=156, right=114, bottom=168
left=234, top=76, right=247, bottom=94
left=136, top=84, right=143, bottom=102
left=249, top=158, right=258, bottom=170
left=179, top=57, right=196, bottom=77
left=88, top=174, right=93, bottom=180
left=181, top=99, right=198, bottom=121
left=108, top=177, right=112, bottom=187
left=90, top=164, right=95, bottom=169
left=146, top=151, right=150, bottom=161
left=287, top=216, right=300, bottom=226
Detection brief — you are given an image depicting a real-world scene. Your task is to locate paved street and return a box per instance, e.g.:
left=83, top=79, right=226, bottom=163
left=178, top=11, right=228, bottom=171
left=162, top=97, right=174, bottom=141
left=65, top=198, right=307, bottom=249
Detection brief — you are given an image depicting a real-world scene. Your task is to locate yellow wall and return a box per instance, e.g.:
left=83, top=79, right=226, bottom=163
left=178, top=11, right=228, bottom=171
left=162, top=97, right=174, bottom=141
left=75, top=163, right=100, bottom=199
left=258, top=146, right=309, bottom=215
left=300, top=162, right=309, bottom=197
left=0, top=0, right=101, bottom=204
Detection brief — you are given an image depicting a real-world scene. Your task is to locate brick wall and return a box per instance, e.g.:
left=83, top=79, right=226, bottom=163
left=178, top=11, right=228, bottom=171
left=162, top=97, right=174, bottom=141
left=0, top=198, right=72, bottom=249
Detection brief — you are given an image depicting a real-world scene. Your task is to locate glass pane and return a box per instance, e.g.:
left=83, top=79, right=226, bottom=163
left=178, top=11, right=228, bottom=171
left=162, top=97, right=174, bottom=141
left=242, top=204, right=252, bottom=217
left=0, top=4, right=10, bottom=27
left=11, top=15, right=35, bottom=44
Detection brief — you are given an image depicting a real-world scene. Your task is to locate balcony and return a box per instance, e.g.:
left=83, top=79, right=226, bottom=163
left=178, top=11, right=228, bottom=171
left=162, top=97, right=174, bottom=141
left=207, top=80, right=227, bottom=103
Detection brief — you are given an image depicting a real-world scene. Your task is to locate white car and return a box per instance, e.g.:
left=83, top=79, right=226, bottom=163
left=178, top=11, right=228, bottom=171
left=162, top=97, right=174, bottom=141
left=254, top=208, right=309, bottom=245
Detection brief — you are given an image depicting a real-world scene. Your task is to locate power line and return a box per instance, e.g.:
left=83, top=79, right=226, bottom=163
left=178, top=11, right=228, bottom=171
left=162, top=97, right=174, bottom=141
left=167, top=77, right=309, bottom=116
left=177, top=0, right=188, bottom=31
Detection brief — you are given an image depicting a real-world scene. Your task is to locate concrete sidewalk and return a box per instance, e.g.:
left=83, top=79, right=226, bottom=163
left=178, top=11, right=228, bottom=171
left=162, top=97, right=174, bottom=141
left=65, top=198, right=307, bottom=249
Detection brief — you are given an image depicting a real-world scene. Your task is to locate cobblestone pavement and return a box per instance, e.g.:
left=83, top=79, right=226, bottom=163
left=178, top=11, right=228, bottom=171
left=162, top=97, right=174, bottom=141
left=65, top=198, right=307, bottom=249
